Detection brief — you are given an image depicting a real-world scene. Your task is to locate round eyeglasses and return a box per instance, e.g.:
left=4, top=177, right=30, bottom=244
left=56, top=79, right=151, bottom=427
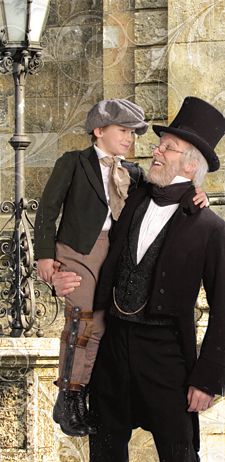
left=149, top=143, right=185, bottom=155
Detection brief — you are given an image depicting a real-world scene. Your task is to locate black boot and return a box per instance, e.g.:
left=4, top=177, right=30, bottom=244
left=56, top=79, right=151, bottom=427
left=78, top=386, right=97, bottom=435
left=53, top=388, right=96, bottom=436
left=53, top=390, right=88, bottom=437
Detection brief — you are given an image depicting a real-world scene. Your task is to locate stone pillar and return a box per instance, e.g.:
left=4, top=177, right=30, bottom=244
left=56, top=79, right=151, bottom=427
left=167, top=0, right=225, bottom=193
left=0, top=338, right=60, bottom=461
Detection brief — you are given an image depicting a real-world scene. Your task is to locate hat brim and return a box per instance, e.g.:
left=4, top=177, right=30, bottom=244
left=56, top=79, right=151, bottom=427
left=94, top=120, right=149, bottom=135
left=152, top=125, right=220, bottom=172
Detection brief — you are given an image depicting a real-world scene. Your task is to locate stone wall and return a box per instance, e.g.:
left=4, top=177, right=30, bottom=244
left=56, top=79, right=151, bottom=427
left=0, top=0, right=225, bottom=461
left=167, top=0, right=225, bottom=199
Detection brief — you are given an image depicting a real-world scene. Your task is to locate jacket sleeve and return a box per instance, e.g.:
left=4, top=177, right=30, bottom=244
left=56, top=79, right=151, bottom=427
left=188, top=221, right=225, bottom=395
left=121, top=160, right=147, bottom=193
left=34, top=152, right=77, bottom=260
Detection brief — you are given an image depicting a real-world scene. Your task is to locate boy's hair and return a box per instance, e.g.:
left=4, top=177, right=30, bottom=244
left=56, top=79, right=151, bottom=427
left=91, top=132, right=97, bottom=143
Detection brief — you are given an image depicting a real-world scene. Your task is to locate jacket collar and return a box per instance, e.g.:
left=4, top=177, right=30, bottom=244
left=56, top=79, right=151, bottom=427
left=80, top=145, right=107, bottom=205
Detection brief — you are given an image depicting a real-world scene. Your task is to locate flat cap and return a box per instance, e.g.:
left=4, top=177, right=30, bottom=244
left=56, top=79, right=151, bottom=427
left=85, top=99, right=148, bottom=135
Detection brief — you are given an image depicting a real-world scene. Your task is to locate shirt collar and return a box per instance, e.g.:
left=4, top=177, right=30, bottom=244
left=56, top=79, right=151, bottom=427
left=94, top=144, right=125, bottom=160
left=170, top=175, right=191, bottom=184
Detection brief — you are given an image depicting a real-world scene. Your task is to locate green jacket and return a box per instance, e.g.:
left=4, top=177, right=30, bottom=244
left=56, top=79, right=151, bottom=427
left=34, top=145, right=144, bottom=259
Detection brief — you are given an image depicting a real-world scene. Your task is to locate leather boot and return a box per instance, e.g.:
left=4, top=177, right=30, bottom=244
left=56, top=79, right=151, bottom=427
left=53, top=390, right=88, bottom=437
left=53, top=388, right=96, bottom=436
left=78, top=386, right=97, bottom=435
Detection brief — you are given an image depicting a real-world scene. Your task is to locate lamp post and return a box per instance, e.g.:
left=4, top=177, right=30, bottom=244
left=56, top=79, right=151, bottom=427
left=0, top=0, right=51, bottom=337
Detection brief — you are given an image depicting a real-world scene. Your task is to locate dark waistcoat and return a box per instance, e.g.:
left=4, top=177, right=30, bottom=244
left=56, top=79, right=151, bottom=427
left=111, top=196, right=171, bottom=324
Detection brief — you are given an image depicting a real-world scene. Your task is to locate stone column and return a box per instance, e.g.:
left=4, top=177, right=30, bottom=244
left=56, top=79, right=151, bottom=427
left=0, top=338, right=61, bottom=462
left=167, top=0, right=225, bottom=193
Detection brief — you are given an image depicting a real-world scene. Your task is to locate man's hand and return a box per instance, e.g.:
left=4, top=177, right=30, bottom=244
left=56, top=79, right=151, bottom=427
left=52, top=270, right=82, bottom=297
left=37, top=258, right=54, bottom=284
left=187, top=386, right=214, bottom=412
left=193, top=187, right=209, bottom=208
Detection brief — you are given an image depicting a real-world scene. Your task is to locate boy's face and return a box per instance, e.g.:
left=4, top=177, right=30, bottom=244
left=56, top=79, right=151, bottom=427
left=94, top=124, right=135, bottom=156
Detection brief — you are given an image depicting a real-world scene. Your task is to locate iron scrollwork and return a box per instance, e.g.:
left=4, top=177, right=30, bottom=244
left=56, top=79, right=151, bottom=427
left=0, top=199, right=61, bottom=337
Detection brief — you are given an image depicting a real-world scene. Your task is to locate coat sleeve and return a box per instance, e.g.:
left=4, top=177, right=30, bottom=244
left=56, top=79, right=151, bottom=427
left=34, top=152, right=77, bottom=260
left=121, top=160, right=147, bottom=193
left=188, top=221, right=225, bottom=395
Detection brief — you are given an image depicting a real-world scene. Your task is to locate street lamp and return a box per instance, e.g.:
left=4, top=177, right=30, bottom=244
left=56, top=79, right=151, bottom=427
left=0, top=0, right=51, bottom=337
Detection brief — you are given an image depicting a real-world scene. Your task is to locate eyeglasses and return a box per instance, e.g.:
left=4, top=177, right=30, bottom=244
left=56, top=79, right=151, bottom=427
left=149, top=143, right=185, bottom=155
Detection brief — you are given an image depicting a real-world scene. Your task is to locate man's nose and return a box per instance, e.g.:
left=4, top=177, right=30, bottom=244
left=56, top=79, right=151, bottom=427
left=153, top=145, right=163, bottom=155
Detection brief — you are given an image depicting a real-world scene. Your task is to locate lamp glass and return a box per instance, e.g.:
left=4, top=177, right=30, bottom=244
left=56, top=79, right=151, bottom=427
left=0, top=0, right=50, bottom=46
left=3, top=0, right=27, bottom=42
left=29, top=0, right=50, bottom=43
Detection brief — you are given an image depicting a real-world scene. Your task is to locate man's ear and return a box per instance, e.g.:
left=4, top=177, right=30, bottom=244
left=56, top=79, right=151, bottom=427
left=93, top=127, right=104, bottom=138
left=184, top=159, right=198, bottom=175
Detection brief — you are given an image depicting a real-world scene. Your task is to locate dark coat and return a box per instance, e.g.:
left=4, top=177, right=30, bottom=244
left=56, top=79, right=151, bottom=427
left=34, top=146, right=144, bottom=259
left=94, top=183, right=225, bottom=397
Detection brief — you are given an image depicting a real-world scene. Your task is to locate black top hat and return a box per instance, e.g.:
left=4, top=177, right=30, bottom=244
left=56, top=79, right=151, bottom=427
left=152, top=96, right=225, bottom=172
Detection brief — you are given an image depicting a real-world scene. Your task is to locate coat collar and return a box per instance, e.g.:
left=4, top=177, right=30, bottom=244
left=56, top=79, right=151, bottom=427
left=80, top=146, right=107, bottom=205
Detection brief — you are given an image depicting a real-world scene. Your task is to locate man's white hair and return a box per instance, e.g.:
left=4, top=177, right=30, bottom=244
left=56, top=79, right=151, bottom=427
left=182, top=145, right=208, bottom=186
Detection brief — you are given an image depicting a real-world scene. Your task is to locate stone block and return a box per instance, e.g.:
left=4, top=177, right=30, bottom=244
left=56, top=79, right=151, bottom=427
left=168, top=0, right=225, bottom=43
left=0, top=96, right=9, bottom=130
left=49, top=0, right=102, bottom=26
left=0, top=168, right=14, bottom=203
left=24, top=133, right=58, bottom=168
left=58, top=133, right=90, bottom=154
left=46, top=0, right=58, bottom=27
left=104, top=0, right=134, bottom=13
left=135, top=120, right=162, bottom=157
left=103, top=84, right=135, bottom=99
left=104, top=12, right=134, bottom=49
left=25, top=167, right=53, bottom=201
left=104, top=48, right=134, bottom=86
left=0, top=338, right=60, bottom=461
left=42, top=22, right=102, bottom=64
left=135, top=46, right=167, bottom=83
left=26, top=63, right=59, bottom=98
left=168, top=42, right=225, bottom=115
left=167, top=41, right=225, bottom=191
left=0, top=381, right=26, bottom=448
left=135, top=0, right=167, bottom=8
left=135, top=83, right=168, bottom=120
left=25, top=94, right=91, bottom=134
left=0, top=74, right=13, bottom=98
left=135, top=10, right=167, bottom=46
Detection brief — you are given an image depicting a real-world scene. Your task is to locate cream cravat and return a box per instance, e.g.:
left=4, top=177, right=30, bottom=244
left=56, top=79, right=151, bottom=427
left=100, top=156, right=131, bottom=220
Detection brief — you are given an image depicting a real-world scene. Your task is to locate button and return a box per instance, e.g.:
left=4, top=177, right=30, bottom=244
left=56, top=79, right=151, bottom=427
left=156, top=305, right=162, bottom=311
left=127, top=291, right=131, bottom=295
left=162, top=271, right=166, bottom=277
left=160, top=288, right=165, bottom=294
left=129, top=280, right=133, bottom=284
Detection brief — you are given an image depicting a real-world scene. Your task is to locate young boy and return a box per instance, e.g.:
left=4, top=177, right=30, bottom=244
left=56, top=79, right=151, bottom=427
left=34, top=99, right=148, bottom=437
left=34, top=98, right=207, bottom=438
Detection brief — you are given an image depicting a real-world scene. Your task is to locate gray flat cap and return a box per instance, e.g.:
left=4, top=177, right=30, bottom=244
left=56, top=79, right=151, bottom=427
left=85, top=99, right=148, bottom=135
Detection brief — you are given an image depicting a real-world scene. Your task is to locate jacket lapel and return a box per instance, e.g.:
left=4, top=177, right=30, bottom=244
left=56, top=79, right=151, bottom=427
left=80, top=146, right=107, bottom=205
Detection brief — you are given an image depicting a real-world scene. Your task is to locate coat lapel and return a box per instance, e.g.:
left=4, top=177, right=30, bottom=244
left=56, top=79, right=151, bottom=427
left=80, top=146, right=107, bottom=205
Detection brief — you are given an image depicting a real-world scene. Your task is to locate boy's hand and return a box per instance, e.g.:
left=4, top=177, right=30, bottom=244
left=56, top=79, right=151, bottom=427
left=193, top=187, right=209, bottom=208
left=37, top=258, right=55, bottom=284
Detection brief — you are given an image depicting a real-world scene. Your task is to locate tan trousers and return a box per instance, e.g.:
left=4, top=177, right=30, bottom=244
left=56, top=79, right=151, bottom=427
left=55, top=232, right=109, bottom=390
